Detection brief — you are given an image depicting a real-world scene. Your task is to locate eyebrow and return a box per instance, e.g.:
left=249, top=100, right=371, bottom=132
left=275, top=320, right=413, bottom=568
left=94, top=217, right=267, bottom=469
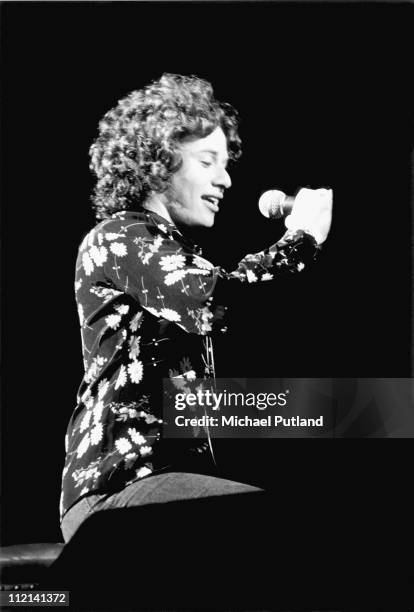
left=197, top=149, right=229, bottom=163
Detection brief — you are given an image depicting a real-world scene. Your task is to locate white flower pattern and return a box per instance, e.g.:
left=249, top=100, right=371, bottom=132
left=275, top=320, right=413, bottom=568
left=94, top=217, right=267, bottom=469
left=76, top=433, right=90, bottom=458
left=129, top=311, right=143, bottom=332
left=89, top=245, right=108, bottom=267
left=193, top=255, right=214, bottom=270
left=105, top=314, right=122, bottom=329
left=159, top=254, right=186, bottom=271
left=128, top=428, right=147, bottom=446
left=80, top=410, right=92, bottom=433
left=97, top=379, right=109, bottom=400
left=164, top=269, right=187, bottom=286
left=82, top=252, right=94, bottom=276
left=114, top=364, right=127, bottom=389
left=128, top=336, right=141, bottom=359
left=145, top=306, right=160, bottom=317
left=115, top=304, right=130, bottom=315
left=160, top=307, right=181, bottom=322
left=78, top=304, right=85, bottom=327
left=115, top=438, right=132, bottom=455
left=110, top=242, right=128, bottom=257
left=246, top=269, right=258, bottom=283
left=136, top=466, right=152, bottom=479
left=90, top=423, right=103, bottom=445
left=128, top=359, right=143, bottom=384
left=93, top=401, right=104, bottom=424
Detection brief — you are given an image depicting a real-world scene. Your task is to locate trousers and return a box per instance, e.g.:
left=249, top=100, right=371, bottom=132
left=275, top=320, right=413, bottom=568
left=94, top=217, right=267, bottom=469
left=61, top=471, right=262, bottom=542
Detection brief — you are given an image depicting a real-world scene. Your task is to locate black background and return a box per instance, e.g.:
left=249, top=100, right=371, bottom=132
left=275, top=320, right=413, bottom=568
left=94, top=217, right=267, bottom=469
left=1, top=2, right=412, bottom=546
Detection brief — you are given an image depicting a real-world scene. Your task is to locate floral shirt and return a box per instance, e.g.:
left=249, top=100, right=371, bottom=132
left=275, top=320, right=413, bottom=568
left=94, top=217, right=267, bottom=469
left=60, top=209, right=318, bottom=520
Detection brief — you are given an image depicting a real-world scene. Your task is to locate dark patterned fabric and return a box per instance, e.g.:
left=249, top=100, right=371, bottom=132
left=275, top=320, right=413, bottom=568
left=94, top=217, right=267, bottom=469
left=60, top=209, right=318, bottom=520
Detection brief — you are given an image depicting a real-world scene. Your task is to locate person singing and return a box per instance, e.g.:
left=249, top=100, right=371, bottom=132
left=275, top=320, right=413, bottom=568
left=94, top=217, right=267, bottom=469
left=60, top=73, right=332, bottom=542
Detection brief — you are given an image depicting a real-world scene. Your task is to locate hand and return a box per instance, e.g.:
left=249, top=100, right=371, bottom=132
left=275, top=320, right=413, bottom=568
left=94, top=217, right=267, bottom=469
left=285, top=187, right=333, bottom=244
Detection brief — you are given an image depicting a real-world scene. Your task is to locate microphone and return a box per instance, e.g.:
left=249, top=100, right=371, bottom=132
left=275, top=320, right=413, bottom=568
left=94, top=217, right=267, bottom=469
left=258, top=190, right=295, bottom=220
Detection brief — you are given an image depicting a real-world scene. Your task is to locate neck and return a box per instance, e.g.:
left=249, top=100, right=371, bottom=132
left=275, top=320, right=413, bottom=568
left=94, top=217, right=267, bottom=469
left=142, top=194, right=173, bottom=224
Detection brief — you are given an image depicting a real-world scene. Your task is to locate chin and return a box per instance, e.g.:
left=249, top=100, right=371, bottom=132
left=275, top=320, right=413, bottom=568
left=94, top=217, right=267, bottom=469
left=188, top=213, right=215, bottom=228
left=201, top=210, right=216, bottom=227
left=202, top=216, right=215, bottom=228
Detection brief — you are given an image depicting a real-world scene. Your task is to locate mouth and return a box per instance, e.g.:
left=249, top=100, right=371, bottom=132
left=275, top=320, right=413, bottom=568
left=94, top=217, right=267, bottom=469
left=201, top=195, right=221, bottom=213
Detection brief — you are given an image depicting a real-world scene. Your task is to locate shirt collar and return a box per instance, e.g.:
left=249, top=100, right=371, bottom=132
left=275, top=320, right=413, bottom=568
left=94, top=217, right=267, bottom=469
left=110, top=209, right=203, bottom=255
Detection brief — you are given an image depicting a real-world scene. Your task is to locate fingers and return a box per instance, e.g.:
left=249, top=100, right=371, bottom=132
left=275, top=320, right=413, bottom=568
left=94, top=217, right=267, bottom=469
left=284, top=187, right=333, bottom=245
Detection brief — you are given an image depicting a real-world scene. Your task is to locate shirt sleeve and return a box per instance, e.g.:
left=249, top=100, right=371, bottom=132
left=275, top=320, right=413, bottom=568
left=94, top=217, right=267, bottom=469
left=221, top=228, right=320, bottom=283
left=82, top=219, right=319, bottom=336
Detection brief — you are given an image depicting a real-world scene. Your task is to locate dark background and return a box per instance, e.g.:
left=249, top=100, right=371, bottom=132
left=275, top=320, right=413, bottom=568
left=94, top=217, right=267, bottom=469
left=1, top=2, right=412, bottom=545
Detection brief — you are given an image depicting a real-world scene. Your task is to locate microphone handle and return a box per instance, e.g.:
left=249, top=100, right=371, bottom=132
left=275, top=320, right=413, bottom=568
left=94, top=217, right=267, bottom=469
left=283, top=196, right=295, bottom=215
left=270, top=195, right=295, bottom=219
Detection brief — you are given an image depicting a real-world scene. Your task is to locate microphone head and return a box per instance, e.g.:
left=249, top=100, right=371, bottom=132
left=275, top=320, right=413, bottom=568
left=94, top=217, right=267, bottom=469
left=258, top=189, right=287, bottom=219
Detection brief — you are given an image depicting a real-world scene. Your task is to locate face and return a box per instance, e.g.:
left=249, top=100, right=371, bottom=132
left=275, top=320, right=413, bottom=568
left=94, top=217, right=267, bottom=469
left=165, top=127, right=232, bottom=228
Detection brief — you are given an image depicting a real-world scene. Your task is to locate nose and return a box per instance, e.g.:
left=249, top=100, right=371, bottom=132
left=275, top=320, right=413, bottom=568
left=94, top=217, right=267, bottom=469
left=213, top=165, right=232, bottom=190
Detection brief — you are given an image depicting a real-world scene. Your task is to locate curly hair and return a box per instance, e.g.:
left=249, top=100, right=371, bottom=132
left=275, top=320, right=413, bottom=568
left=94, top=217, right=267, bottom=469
left=89, top=73, right=242, bottom=219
